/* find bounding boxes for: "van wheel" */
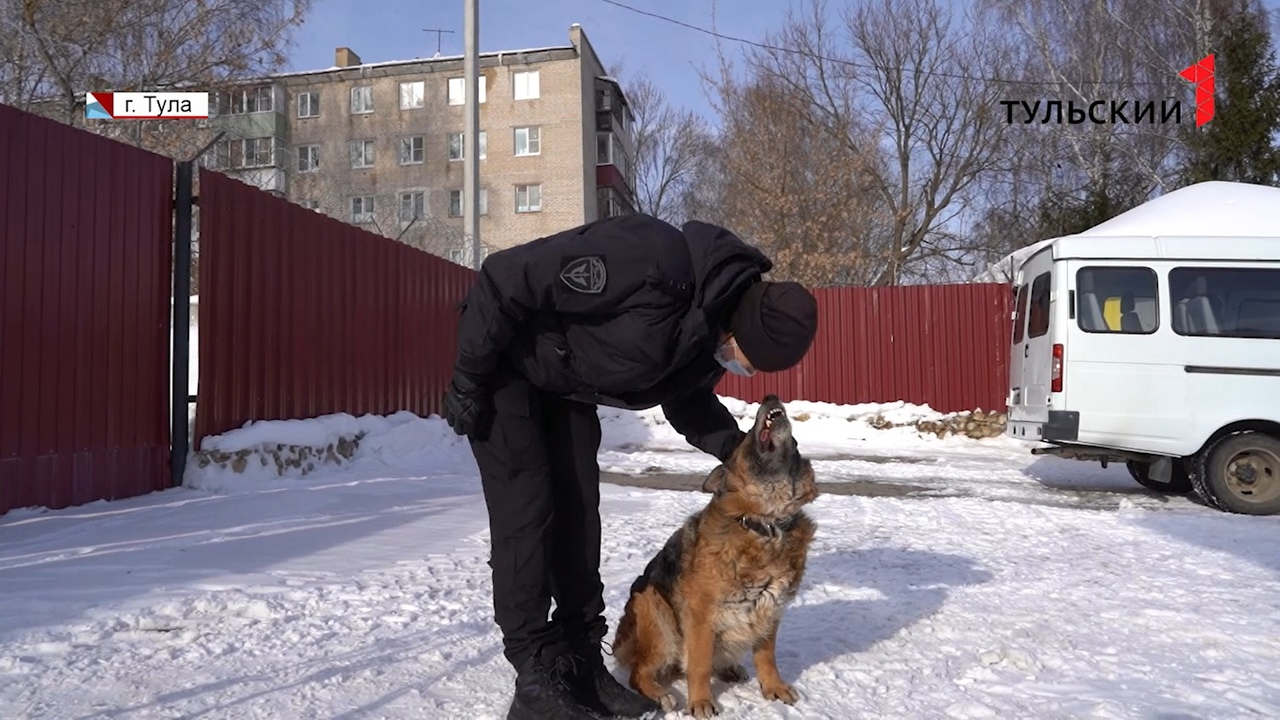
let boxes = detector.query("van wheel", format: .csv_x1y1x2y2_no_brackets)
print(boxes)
1194,432,1280,515
1125,460,1193,494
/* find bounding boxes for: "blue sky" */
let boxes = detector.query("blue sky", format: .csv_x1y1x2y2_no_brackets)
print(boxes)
285,0,1280,121
283,0,789,117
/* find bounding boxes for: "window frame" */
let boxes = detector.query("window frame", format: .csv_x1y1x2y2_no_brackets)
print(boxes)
515,183,542,213
1169,265,1280,340
1012,283,1029,345
297,91,320,118
350,85,374,114
1027,270,1051,339
514,126,541,156
399,135,425,165
349,195,375,224
399,80,425,110
398,190,426,223
449,188,488,217
297,144,320,173
350,139,376,169
1075,266,1161,336
448,131,487,161
513,70,540,100
447,76,487,106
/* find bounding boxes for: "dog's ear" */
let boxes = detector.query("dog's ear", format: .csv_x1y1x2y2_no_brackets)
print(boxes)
702,465,731,494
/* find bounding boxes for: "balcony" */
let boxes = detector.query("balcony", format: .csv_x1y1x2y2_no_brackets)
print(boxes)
201,136,289,195
208,84,290,141
594,77,631,134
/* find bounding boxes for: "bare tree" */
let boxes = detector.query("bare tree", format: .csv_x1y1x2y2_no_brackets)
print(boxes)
698,0,1015,285
2,0,310,157
698,51,895,287
621,72,716,223
983,0,1205,208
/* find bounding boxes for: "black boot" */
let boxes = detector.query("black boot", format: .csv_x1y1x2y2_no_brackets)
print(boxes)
507,645,608,720
566,644,663,719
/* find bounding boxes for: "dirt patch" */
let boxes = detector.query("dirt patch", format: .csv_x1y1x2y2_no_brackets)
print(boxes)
600,472,939,499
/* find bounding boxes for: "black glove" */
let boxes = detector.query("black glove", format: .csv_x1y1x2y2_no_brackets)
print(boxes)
442,371,494,442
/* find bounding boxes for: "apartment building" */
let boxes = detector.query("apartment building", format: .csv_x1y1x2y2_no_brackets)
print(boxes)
203,24,637,262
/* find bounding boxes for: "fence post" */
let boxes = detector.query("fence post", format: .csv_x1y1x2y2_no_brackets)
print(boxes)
171,160,194,487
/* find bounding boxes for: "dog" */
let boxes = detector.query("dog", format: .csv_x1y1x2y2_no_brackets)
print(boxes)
612,395,820,718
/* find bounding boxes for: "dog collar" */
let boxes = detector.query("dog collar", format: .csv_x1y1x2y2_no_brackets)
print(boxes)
739,515,795,540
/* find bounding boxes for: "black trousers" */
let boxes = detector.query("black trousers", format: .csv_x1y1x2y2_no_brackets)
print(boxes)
470,370,606,670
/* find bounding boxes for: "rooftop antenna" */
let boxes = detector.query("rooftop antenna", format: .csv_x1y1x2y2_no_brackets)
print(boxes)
423,28,455,58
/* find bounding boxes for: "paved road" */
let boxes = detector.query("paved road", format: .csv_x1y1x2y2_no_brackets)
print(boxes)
600,449,1208,513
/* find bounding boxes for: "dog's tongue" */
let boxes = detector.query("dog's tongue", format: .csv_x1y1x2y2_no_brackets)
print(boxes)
759,425,772,449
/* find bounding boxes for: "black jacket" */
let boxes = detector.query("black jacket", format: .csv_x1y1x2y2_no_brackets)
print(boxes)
453,213,773,461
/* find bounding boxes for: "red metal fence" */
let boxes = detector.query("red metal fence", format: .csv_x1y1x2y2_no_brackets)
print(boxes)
0,105,175,515
0,99,1014,517
193,170,478,447
716,283,1012,413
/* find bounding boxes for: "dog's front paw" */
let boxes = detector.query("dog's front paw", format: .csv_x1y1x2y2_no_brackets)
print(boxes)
716,664,749,684
761,681,798,704
686,698,719,717
659,693,677,712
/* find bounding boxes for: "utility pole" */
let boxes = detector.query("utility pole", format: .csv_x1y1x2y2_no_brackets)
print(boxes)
422,28,454,58
463,0,481,269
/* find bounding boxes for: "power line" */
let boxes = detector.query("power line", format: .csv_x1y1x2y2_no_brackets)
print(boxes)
597,0,1199,89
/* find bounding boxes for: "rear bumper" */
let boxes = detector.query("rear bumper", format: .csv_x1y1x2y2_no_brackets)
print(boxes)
1006,410,1080,442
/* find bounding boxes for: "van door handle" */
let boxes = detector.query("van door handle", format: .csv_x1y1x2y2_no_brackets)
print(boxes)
1024,345,1029,358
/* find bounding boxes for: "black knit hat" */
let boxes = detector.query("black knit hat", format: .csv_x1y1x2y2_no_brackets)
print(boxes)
729,281,819,372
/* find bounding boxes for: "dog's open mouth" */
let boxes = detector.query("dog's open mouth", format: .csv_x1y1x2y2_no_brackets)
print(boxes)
759,407,785,451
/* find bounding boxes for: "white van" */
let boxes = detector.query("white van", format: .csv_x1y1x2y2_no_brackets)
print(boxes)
1004,181,1280,515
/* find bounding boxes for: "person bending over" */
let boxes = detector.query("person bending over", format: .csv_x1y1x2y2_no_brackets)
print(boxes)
443,213,819,720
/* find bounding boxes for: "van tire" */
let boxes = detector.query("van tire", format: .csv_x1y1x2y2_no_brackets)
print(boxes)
1125,459,1193,494
1194,432,1280,515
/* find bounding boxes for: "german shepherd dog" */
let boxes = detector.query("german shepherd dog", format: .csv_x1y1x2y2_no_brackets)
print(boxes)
612,395,819,717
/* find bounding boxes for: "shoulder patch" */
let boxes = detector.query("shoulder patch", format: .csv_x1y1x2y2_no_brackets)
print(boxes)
559,255,607,294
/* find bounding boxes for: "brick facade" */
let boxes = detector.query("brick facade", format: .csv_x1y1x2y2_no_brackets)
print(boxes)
207,25,636,260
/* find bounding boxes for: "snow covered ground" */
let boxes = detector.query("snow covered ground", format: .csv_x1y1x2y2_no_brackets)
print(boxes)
3,399,1280,718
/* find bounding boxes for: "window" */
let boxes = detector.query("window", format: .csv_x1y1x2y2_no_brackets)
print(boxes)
400,81,425,109
449,188,488,217
513,70,540,100
297,91,320,118
515,184,542,213
448,131,487,161
597,186,634,219
1027,271,1051,339
351,85,373,114
399,191,426,222
297,144,320,172
447,76,487,106
213,137,276,169
1170,267,1280,339
350,196,375,224
597,131,629,180
1075,266,1159,334
350,139,375,168
450,246,491,264
217,86,274,115
1012,283,1029,345
514,126,541,156
400,136,424,165
299,199,320,211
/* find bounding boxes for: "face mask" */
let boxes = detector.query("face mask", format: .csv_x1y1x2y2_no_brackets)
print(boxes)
714,339,756,377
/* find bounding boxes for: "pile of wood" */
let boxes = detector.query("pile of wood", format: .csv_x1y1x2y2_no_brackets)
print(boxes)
866,409,1008,440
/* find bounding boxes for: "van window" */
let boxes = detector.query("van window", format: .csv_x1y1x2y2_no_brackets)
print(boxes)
1028,271,1051,338
1012,283,1029,344
1076,266,1159,334
1170,267,1280,339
